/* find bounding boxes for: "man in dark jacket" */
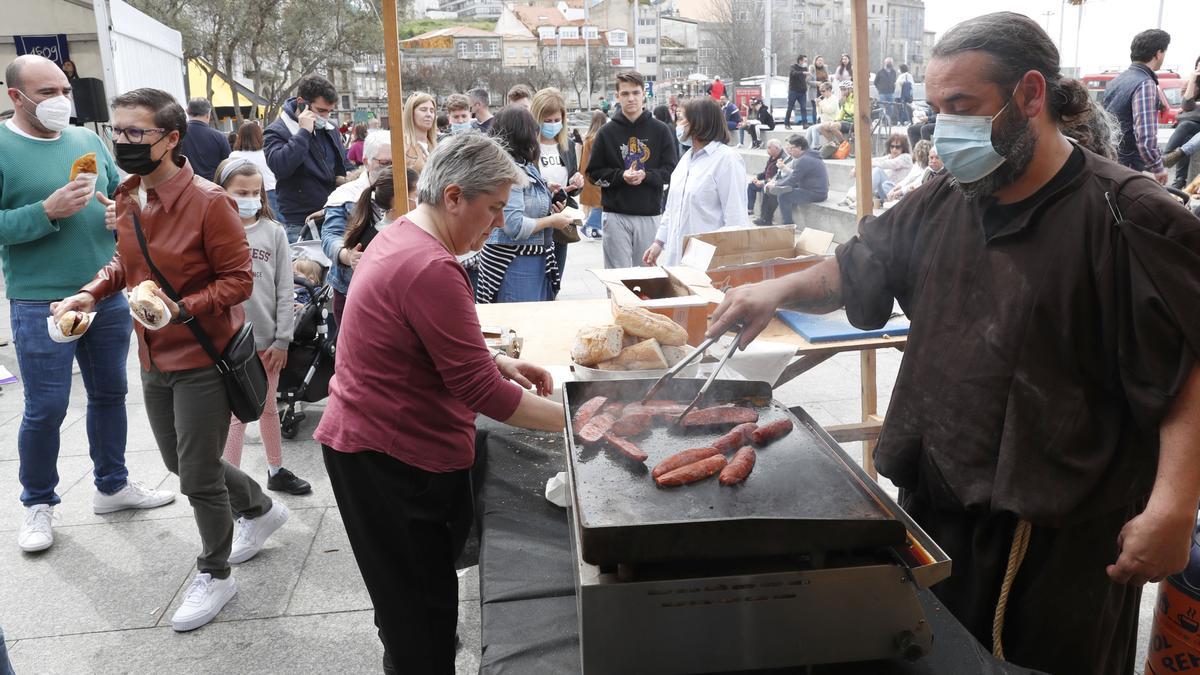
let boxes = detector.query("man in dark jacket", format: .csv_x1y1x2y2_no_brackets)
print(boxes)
768,135,828,225
785,55,810,128
180,98,230,182
264,74,350,242
587,70,678,269
1102,28,1171,184
875,58,898,121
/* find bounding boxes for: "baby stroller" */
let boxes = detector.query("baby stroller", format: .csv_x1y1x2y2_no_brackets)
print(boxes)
279,242,337,439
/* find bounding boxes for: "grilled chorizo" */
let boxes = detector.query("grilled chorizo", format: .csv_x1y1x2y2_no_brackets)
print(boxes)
603,433,648,463
610,411,653,437
656,454,728,487
578,413,617,445
713,422,758,453
751,418,794,446
719,446,757,486
651,446,720,479
572,396,607,429
680,404,759,429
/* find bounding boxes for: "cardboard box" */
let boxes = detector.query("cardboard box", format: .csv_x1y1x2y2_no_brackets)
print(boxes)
590,266,724,346
680,226,835,290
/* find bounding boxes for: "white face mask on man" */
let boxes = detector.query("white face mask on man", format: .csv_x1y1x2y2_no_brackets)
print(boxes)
18,90,72,132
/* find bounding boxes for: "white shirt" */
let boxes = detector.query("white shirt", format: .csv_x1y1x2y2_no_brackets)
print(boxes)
229,149,277,191
5,119,56,141
538,141,569,188
654,142,750,267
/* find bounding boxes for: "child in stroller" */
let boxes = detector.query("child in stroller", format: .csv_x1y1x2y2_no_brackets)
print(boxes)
277,254,337,439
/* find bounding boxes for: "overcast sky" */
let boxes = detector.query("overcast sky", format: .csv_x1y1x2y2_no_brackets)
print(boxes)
922,0,1200,76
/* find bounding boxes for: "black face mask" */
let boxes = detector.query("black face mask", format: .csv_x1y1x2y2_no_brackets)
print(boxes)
114,137,168,176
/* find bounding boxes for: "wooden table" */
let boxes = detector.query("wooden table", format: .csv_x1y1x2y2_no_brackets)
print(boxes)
477,299,906,478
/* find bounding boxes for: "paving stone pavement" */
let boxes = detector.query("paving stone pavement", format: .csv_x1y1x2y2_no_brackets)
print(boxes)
0,235,1159,673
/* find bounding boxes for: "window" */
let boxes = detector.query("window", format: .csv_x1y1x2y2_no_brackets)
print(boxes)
560,26,578,39
507,46,516,58
490,42,499,57
644,56,657,63
458,42,468,57
638,37,656,46
538,26,556,40
544,48,559,63
638,18,655,26
475,41,484,56
340,95,351,109
608,30,627,47
523,47,532,58
583,26,599,39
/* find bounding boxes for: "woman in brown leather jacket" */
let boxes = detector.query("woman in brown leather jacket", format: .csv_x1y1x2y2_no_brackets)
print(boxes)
54,88,288,632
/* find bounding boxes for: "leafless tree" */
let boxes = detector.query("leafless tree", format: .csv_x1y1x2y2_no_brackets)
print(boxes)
705,0,795,84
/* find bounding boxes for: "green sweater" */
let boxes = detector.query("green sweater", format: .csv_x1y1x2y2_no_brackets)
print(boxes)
0,122,121,300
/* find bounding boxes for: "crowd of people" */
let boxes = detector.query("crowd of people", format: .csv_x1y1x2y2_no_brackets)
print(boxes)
5,11,1200,674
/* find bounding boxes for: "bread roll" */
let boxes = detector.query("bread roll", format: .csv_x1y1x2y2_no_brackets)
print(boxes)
70,152,97,180
612,305,688,347
571,325,624,366
605,338,669,371
131,280,166,326
57,310,91,337
661,345,691,367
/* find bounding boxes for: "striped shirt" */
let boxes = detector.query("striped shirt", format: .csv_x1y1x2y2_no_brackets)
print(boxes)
1131,78,1163,174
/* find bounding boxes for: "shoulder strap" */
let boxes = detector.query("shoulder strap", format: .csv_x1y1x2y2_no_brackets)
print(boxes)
129,210,224,365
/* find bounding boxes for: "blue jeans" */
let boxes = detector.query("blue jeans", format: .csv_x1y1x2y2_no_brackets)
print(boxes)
11,293,132,506
495,254,555,303
266,190,280,219
785,90,808,125
872,167,895,201
585,207,603,233
0,625,13,675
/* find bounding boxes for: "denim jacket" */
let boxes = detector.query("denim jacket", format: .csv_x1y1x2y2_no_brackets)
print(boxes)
487,161,554,247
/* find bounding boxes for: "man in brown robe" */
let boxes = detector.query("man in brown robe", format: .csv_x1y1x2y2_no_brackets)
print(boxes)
708,13,1200,675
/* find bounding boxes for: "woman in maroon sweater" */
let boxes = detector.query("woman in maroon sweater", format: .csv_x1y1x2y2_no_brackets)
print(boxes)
315,133,564,673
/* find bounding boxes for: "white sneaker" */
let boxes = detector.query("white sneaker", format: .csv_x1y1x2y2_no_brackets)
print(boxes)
228,499,289,564
93,479,176,514
18,504,55,552
171,572,237,632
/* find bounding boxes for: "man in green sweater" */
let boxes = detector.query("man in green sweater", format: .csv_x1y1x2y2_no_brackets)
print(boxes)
2,55,174,553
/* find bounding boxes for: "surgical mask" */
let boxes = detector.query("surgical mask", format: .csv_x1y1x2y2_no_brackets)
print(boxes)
451,121,473,134
235,196,261,219
541,121,563,138
114,138,167,176
932,89,1018,184
19,91,72,132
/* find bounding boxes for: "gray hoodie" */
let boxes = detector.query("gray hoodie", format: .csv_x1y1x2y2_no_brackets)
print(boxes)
242,218,294,351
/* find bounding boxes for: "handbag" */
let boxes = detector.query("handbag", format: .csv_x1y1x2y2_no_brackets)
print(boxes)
833,140,852,160
130,211,268,423
551,193,582,245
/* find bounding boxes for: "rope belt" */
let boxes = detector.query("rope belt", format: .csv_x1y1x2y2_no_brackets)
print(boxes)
992,518,1033,660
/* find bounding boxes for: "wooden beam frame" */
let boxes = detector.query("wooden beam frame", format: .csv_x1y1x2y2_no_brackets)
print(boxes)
381,0,410,208
850,0,873,218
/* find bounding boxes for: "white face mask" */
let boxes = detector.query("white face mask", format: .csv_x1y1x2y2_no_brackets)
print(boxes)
19,91,72,132
235,196,261,219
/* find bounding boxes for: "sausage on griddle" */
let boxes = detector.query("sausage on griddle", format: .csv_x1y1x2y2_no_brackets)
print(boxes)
610,411,653,437
572,396,607,429
656,454,728,487
602,433,648,463
752,418,794,446
713,422,758,453
651,446,720,479
578,413,617,445
719,446,757,486
680,404,759,430
601,402,626,418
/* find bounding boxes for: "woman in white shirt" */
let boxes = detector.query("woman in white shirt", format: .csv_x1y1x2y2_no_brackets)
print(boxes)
643,98,750,268
531,88,584,279
808,82,839,149
228,122,279,216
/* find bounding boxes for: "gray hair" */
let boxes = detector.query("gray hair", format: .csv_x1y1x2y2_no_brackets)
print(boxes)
363,130,391,164
187,98,212,118
467,88,490,106
765,138,782,152
417,132,529,206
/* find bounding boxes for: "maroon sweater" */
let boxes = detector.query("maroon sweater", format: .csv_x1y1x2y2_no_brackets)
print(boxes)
315,218,523,472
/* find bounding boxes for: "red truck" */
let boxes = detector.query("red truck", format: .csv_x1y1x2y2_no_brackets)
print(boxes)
1083,70,1184,127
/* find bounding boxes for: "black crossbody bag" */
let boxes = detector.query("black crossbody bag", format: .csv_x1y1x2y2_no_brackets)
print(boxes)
130,211,268,423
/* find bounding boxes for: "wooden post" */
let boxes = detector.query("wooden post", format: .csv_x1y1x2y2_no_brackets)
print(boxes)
860,349,878,480
381,0,409,209
850,0,873,218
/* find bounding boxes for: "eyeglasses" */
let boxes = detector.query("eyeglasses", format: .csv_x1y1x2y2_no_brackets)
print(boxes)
104,125,166,143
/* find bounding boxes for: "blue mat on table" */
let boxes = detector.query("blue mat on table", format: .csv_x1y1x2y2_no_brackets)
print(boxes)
776,309,910,343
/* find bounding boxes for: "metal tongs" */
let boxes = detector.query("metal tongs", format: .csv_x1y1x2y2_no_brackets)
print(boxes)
640,324,748,423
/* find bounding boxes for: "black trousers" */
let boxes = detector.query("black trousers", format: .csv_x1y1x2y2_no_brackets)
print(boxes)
907,122,935,149
901,487,1142,675
323,445,472,675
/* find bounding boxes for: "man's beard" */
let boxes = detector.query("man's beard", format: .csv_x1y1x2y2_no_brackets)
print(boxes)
950,103,1037,202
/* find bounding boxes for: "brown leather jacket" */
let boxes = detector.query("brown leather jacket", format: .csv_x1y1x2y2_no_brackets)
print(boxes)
82,159,253,372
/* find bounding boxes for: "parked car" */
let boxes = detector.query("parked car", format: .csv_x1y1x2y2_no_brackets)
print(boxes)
1082,69,1183,127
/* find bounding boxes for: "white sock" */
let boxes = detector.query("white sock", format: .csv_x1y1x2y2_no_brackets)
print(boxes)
268,465,282,477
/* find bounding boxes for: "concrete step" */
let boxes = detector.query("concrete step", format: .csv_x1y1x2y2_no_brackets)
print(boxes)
738,149,856,193
749,194,864,245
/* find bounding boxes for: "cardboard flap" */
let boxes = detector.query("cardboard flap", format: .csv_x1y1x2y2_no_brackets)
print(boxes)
682,226,799,270
679,238,718,271
796,227,835,256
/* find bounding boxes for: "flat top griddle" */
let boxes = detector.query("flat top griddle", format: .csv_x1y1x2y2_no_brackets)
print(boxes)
564,378,907,566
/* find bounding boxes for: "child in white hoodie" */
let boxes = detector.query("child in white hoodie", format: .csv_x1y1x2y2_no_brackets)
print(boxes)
213,157,311,495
